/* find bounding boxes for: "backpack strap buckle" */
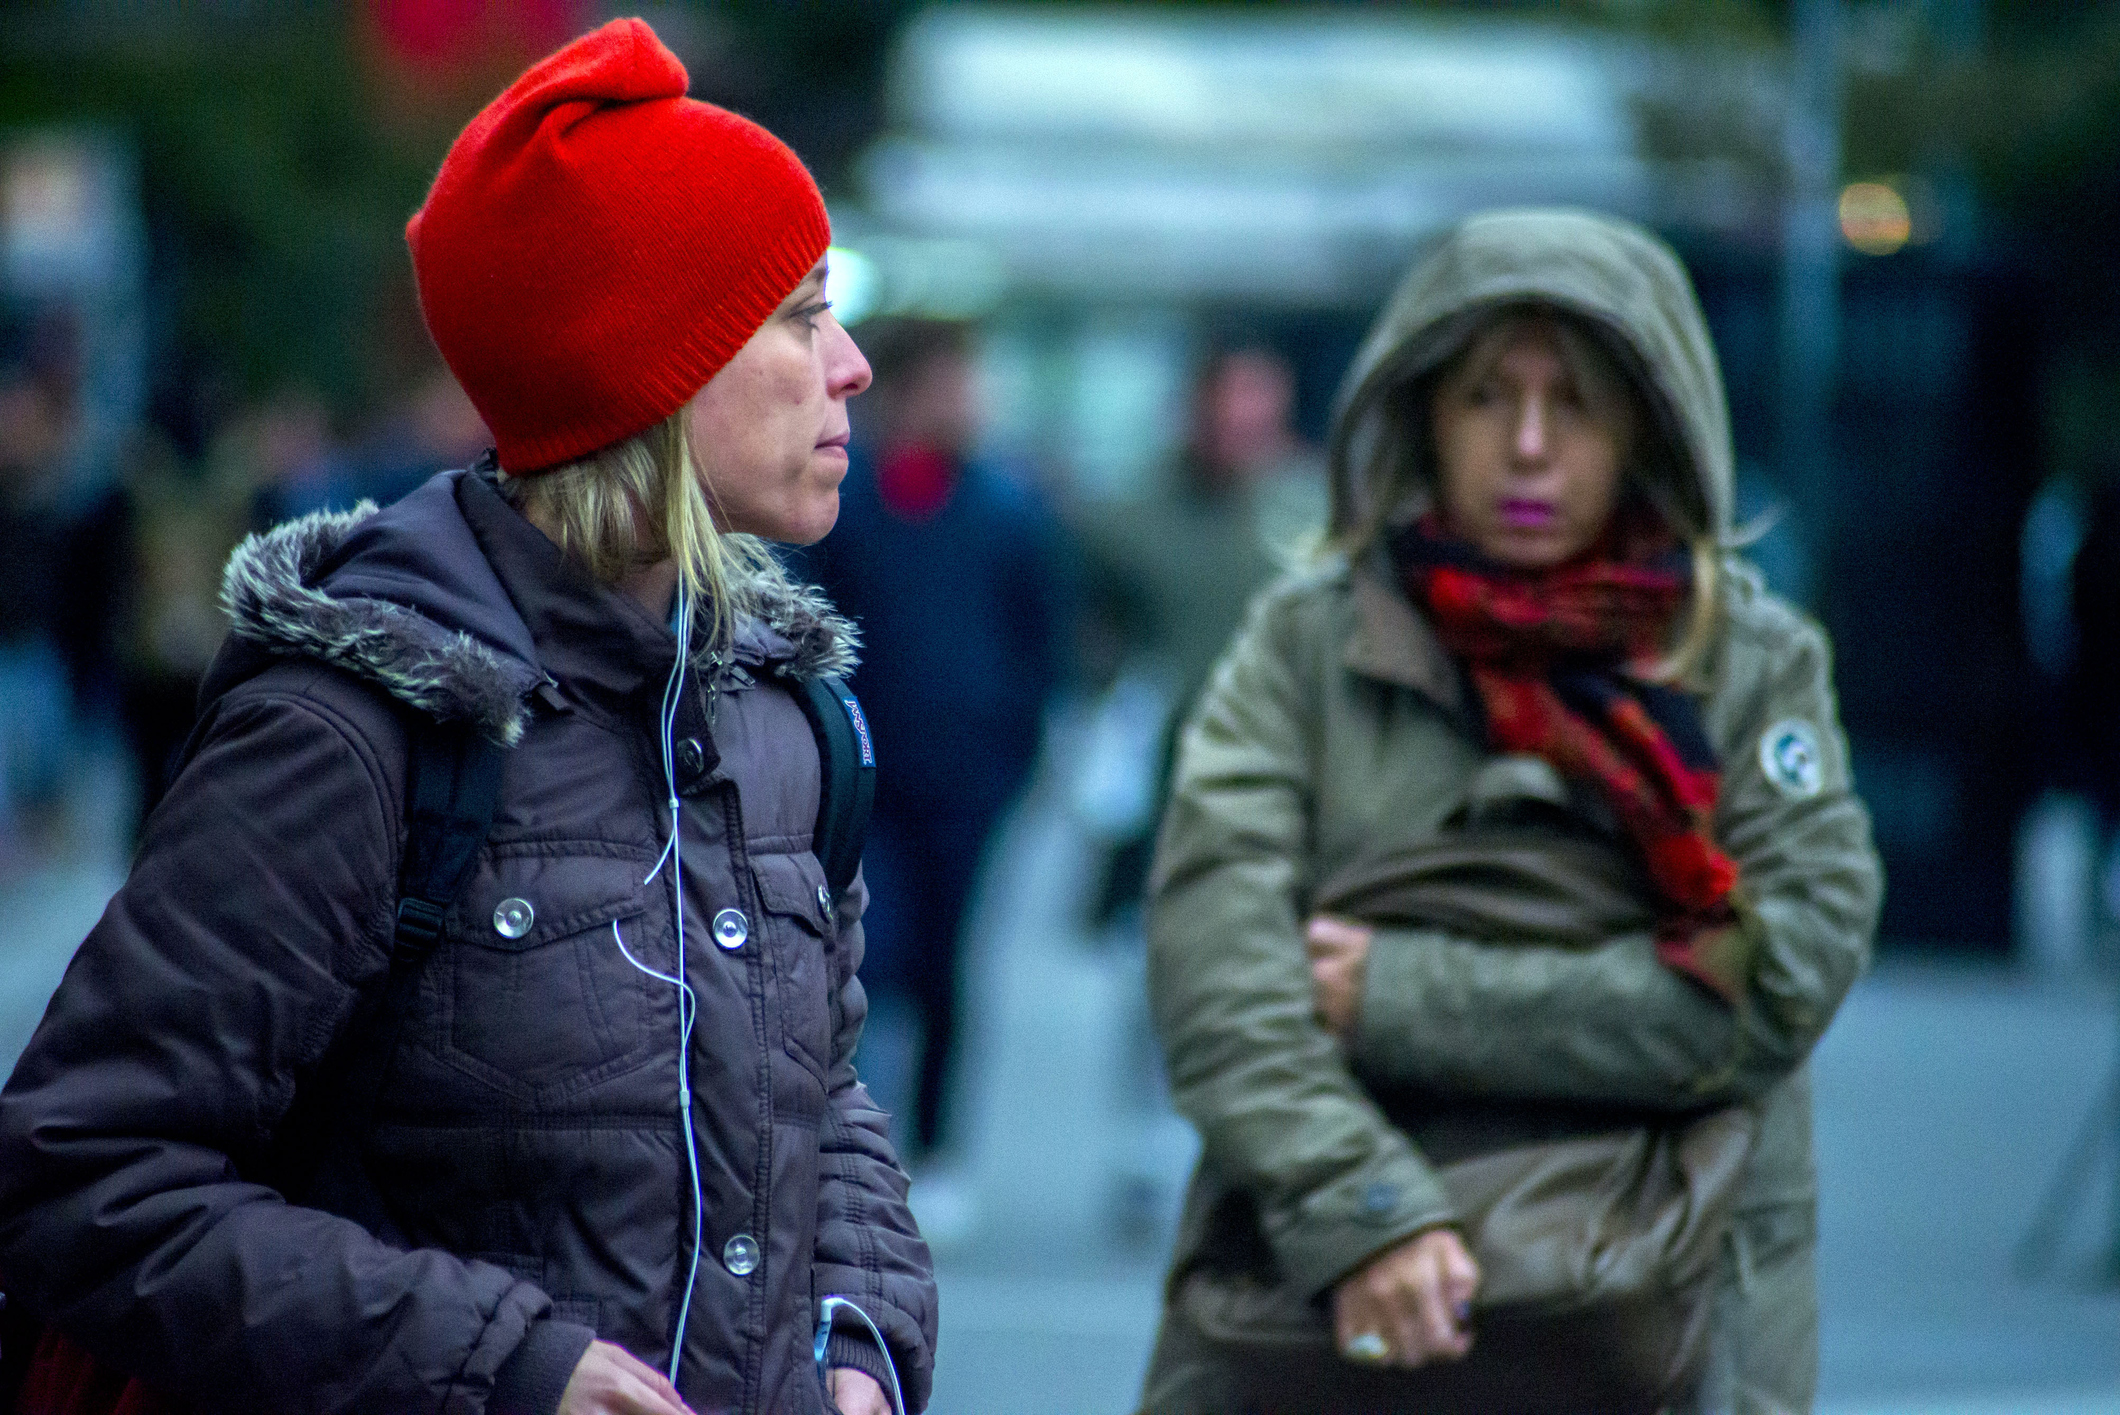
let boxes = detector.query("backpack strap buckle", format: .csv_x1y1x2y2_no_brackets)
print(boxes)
392,896,448,959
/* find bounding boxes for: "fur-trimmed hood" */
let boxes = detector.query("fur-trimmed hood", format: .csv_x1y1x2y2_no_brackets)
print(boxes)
218,467,859,746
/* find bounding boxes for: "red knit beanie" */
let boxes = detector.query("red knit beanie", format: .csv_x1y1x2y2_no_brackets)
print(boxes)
407,18,830,473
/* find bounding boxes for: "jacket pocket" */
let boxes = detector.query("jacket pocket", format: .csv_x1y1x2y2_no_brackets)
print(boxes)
435,845,658,1102
752,850,837,1085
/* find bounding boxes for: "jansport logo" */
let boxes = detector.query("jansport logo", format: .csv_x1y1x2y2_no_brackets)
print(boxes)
842,696,875,768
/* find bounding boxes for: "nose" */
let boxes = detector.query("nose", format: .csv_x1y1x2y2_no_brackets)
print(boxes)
1511,392,1549,464
829,320,873,400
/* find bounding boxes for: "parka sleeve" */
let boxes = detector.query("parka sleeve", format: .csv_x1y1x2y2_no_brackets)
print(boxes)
810,867,938,1413
1347,604,1882,1109
0,685,588,1415
1149,587,1458,1299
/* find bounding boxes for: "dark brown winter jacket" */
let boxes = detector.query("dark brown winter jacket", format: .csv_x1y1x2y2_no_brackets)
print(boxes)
0,464,936,1414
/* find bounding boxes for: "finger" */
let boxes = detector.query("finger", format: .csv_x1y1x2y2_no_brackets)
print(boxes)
1444,1242,1481,1307
1357,1262,1421,1368
1306,915,1356,947
613,1365,694,1415
1332,1283,1366,1350
1333,1284,1390,1366
1410,1257,1467,1362
1385,1280,1429,1369
831,1369,891,1415
627,1379,696,1415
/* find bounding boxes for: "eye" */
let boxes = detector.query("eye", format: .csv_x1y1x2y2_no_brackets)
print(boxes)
793,299,833,331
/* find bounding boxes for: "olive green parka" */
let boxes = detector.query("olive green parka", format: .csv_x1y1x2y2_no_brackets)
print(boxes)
1140,209,1883,1415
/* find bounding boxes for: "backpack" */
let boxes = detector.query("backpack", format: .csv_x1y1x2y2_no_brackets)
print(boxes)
0,671,875,1413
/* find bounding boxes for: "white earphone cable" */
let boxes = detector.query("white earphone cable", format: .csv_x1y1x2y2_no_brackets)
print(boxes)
620,578,706,1386
814,1296,908,1415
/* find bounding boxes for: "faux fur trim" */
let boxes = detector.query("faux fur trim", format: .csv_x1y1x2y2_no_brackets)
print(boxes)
743,554,861,680
220,503,541,746
219,500,862,747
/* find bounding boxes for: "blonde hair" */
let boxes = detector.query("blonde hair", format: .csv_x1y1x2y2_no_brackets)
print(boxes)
1342,306,1721,683
501,411,775,659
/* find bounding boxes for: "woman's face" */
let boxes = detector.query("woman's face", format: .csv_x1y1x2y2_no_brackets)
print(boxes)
1429,316,1633,569
686,259,872,545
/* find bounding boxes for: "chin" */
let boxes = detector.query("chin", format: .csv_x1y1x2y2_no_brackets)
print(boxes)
776,498,841,548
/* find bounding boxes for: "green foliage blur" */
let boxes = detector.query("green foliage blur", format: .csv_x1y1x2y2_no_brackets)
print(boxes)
3,7,434,421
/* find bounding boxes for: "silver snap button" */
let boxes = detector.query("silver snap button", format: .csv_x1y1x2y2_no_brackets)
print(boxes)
816,884,832,914
712,908,748,951
722,1232,759,1277
492,897,535,939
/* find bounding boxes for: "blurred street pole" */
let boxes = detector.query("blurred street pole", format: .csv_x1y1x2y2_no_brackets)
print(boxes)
1778,0,1843,548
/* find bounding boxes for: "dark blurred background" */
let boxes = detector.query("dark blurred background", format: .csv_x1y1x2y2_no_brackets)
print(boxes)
5,3,2120,1410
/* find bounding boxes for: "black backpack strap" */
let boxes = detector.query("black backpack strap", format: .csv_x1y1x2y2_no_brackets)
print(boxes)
246,715,507,1211
394,722,506,960
789,674,876,902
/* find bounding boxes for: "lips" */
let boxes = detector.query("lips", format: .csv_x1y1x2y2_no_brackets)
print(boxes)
1499,498,1556,529
816,431,849,454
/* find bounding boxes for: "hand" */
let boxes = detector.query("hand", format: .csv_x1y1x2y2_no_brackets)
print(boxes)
556,1340,695,1415
828,1366,892,1415
1306,915,1375,1037
1332,1227,1480,1368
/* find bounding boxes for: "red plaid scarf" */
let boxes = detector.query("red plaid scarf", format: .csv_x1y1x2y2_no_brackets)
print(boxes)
1395,514,1747,1003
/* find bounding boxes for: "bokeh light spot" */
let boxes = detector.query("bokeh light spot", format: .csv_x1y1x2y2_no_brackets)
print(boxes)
1839,181,1912,256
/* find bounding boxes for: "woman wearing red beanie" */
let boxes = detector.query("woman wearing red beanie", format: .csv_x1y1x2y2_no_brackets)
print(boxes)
0,19,933,1415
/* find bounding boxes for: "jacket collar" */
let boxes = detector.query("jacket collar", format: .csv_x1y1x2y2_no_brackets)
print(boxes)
1343,551,1464,716
452,467,675,712
217,462,859,743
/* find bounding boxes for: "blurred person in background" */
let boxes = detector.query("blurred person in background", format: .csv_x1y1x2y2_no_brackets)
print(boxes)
0,21,933,1415
239,386,359,529
353,365,495,509
1075,342,1327,932
797,317,1064,1234
111,428,253,831
0,337,78,875
1086,341,1327,722
2066,459,2120,923
111,390,340,829
0,306,132,873
1062,343,1329,1243
1140,209,1880,1414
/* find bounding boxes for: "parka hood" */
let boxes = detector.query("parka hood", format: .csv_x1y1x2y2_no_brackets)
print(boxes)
1328,207,1735,546
216,464,858,746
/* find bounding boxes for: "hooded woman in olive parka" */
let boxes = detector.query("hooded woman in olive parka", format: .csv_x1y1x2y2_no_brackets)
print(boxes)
1140,209,1881,1414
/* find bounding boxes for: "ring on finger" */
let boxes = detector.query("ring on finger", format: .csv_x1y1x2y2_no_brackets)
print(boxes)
1342,1331,1390,1364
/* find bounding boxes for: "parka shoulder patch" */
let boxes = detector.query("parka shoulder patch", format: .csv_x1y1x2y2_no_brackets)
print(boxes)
1758,718,1825,799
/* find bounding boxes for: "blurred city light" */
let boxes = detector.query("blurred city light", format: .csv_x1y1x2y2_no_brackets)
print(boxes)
822,230,1007,325
1839,178,1914,255
825,245,882,327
